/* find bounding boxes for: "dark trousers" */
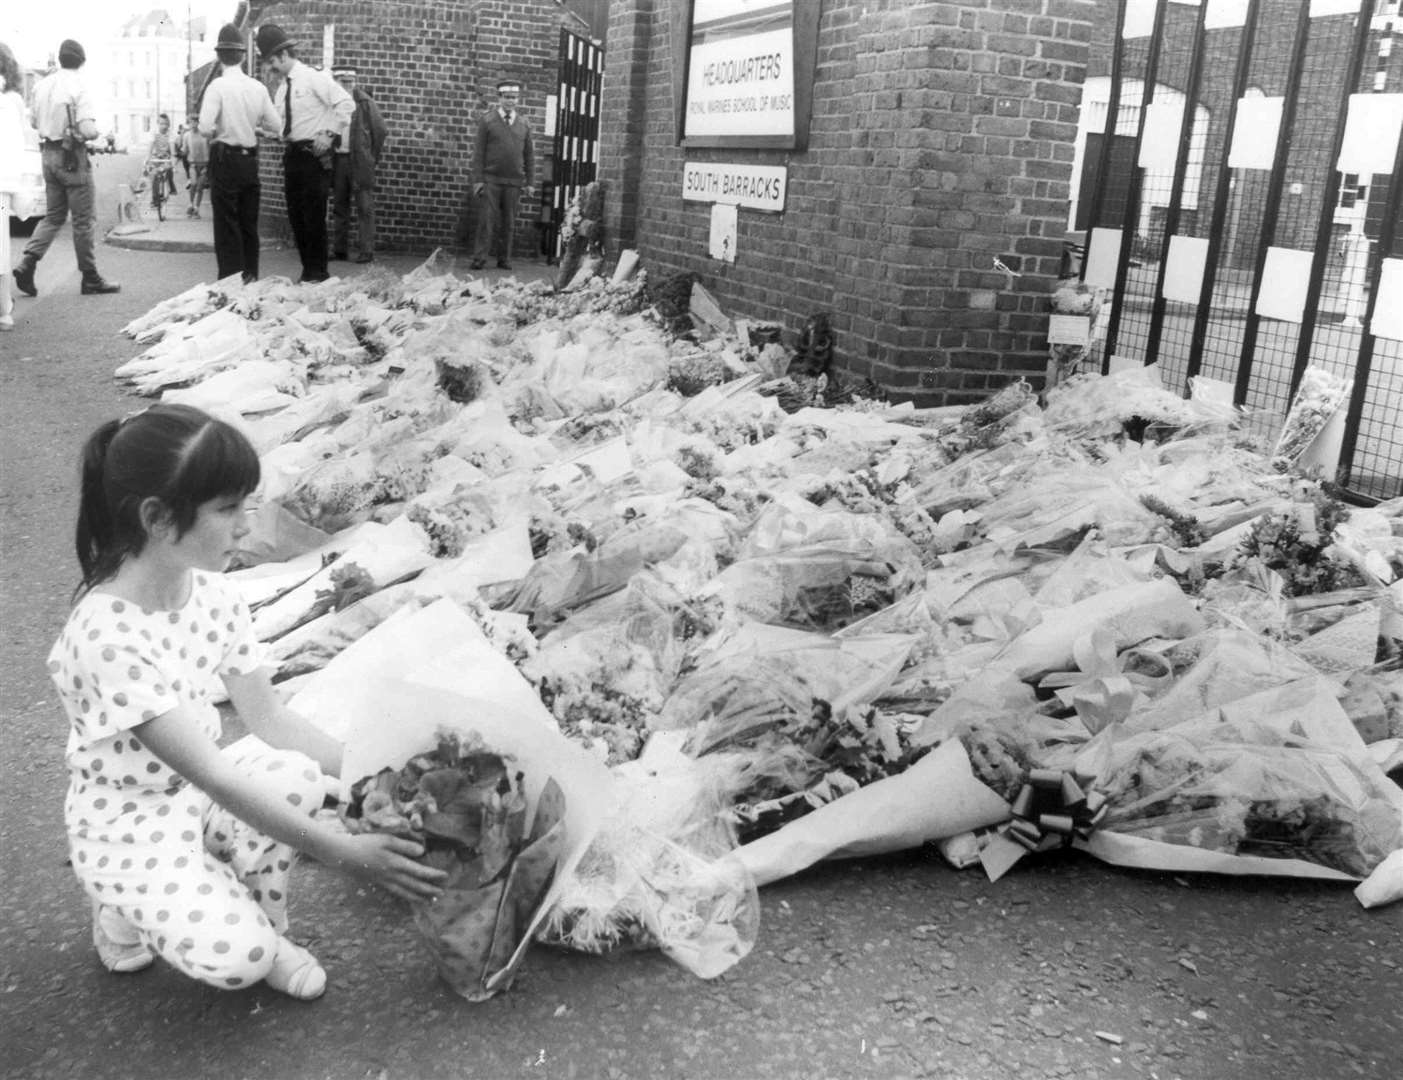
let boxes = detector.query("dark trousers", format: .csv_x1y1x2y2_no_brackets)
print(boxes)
283,145,331,280
209,145,261,282
331,155,377,257
473,181,521,263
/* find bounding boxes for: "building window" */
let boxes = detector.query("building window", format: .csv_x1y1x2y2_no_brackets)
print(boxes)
145,80,152,98
142,115,151,133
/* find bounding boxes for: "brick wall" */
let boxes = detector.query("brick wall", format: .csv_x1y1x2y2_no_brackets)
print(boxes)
245,0,566,254
600,0,1096,404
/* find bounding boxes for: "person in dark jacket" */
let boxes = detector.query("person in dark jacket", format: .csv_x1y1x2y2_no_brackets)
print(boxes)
330,68,388,264
470,81,533,271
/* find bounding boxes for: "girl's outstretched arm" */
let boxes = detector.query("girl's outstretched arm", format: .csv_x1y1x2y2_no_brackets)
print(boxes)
136,706,447,902
222,668,344,777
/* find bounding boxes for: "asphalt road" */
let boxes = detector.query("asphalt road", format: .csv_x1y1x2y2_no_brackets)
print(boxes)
1,162,1400,1080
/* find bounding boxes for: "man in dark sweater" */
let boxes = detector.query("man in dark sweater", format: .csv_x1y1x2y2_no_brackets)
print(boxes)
470,81,534,271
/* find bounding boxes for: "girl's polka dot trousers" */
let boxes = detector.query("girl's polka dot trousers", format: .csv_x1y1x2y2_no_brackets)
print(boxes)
74,742,328,989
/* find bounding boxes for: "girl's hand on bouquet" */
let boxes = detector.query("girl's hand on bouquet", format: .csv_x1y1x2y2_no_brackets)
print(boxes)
341,833,448,902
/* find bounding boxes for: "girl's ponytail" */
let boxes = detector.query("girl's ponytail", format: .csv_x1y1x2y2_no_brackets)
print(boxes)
75,419,124,596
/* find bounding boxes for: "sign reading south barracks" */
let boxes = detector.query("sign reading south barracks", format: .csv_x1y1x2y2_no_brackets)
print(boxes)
681,162,788,212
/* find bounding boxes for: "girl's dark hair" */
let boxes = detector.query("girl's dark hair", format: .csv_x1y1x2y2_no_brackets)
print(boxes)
0,42,22,94
75,404,260,595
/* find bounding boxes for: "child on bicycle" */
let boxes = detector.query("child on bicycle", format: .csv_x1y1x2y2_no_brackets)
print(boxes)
49,404,445,999
143,114,176,216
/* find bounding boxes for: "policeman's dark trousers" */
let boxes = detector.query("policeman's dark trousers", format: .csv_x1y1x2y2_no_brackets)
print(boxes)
209,146,262,282
283,146,331,281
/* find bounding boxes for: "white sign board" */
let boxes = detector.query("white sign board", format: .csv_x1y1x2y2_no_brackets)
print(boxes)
685,0,796,139
710,203,739,262
1372,258,1403,342
682,162,788,211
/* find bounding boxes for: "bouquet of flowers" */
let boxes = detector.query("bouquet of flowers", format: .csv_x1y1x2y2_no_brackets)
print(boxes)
332,673,612,1001
343,728,568,1001
1080,715,1402,878
1271,367,1349,472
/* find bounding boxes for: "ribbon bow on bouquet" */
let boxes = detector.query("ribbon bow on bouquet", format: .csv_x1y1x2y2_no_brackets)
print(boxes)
1037,626,1174,733
979,766,1111,882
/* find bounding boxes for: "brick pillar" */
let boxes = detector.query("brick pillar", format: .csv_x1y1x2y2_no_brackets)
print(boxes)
599,0,653,252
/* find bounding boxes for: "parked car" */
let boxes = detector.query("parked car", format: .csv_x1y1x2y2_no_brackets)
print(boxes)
9,127,47,238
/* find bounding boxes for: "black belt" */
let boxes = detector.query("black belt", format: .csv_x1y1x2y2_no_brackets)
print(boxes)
287,139,315,151
213,143,258,156
41,138,66,148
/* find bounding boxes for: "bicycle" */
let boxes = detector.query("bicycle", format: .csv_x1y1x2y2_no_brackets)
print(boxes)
144,162,175,222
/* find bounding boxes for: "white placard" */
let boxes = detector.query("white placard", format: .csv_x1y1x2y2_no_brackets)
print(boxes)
1163,234,1210,303
686,0,795,139
1337,94,1403,175
1048,315,1092,347
1205,0,1250,29
1138,100,1185,172
1123,0,1158,38
1310,0,1361,16
1085,227,1123,288
1228,96,1284,170
682,162,788,211
1256,247,1314,323
709,202,738,262
1371,258,1403,341
544,94,559,137
323,25,335,70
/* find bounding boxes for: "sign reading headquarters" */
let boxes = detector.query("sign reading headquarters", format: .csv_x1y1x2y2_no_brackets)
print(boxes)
684,0,796,140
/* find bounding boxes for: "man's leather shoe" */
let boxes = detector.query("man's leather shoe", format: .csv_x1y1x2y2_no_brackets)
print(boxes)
12,266,36,297
468,258,486,270
81,278,121,295
496,260,512,270
298,273,329,284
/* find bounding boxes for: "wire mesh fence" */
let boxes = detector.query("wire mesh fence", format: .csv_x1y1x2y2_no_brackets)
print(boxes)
1086,0,1403,500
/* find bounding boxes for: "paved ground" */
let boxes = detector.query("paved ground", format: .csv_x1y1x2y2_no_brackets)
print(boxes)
1,155,1400,1080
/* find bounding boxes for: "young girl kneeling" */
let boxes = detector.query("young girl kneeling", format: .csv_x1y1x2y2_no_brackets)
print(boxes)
48,404,445,999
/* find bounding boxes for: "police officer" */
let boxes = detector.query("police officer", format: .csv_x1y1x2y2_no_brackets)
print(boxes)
12,39,118,297
257,24,352,284
198,24,281,283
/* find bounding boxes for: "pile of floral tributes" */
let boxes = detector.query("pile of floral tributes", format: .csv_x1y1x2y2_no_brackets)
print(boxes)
117,253,1403,984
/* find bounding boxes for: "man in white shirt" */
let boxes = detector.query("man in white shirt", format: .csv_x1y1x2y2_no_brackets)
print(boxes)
12,38,119,297
256,23,352,284
199,24,281,283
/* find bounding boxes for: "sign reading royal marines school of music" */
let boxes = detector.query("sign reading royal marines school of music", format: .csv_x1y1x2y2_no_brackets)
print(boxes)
684,0,796,140
682,162,788,212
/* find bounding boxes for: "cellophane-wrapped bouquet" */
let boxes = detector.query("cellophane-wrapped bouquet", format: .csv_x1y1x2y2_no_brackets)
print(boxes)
1270,366,1349,472
1084,717,1401,877
343,728,568,1001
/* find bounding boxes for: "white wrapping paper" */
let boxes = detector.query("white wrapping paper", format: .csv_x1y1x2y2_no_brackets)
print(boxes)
735,739,1011,887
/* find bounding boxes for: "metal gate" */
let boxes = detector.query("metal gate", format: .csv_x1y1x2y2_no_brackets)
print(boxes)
541,30,604,261
1077,0,1403,499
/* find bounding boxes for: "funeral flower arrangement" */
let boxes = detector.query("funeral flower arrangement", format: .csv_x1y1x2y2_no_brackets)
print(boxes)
343,728,568,1001
109,253,1403,992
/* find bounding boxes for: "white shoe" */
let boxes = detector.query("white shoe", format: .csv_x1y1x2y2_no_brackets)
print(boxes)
265,937,327,1000
92,901,154,974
